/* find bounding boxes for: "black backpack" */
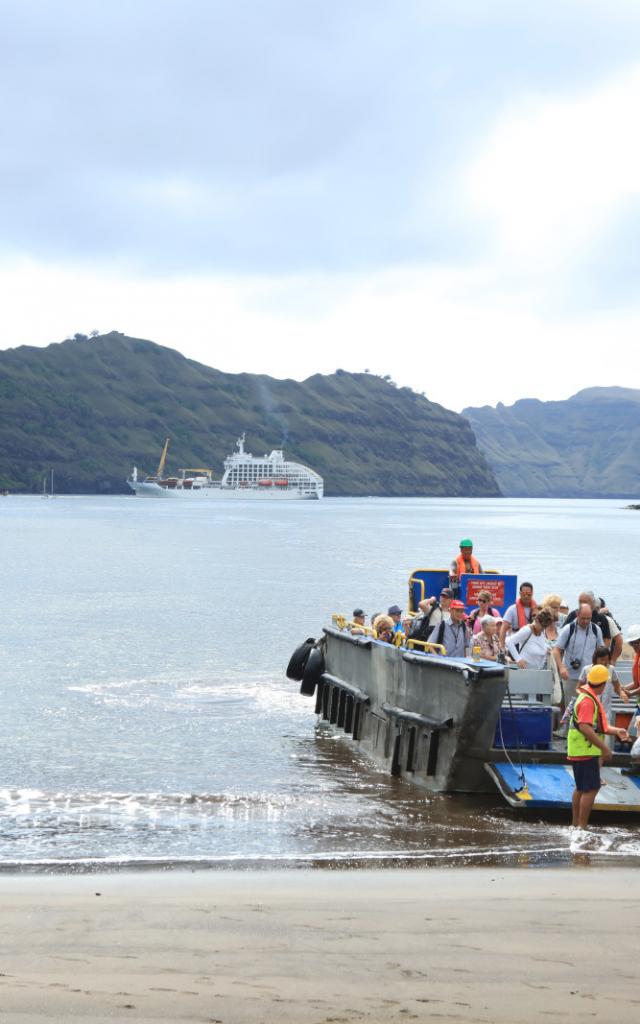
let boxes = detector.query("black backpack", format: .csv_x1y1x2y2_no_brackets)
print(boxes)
432,619,447,648
408,602,439,642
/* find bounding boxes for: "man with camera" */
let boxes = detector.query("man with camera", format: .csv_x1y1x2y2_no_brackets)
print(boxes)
552,602,603,706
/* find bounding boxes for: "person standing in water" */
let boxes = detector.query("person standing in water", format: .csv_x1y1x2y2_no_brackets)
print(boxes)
567,665,629,830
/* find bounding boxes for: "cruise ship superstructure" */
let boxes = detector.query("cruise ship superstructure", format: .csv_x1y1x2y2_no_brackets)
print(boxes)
128,435,324,499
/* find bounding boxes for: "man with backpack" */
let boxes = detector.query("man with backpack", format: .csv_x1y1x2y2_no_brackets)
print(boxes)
563,590,611,646
429,600,468,657
407,587,453,644
552,602,603,705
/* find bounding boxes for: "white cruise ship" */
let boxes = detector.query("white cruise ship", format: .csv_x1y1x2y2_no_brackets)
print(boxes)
127,435,324,499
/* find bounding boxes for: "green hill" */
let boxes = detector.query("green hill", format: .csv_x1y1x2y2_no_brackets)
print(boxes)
463,388,640,498
0,332,500,496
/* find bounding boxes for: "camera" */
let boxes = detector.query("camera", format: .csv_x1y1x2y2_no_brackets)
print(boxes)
570,658,581,671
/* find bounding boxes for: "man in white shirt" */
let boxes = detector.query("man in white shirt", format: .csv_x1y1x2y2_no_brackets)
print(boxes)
417,587,453,631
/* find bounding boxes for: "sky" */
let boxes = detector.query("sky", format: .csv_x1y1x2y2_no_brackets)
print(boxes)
1,0,640,412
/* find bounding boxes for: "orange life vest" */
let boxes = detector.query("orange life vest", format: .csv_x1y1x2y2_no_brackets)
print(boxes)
516,597,537,629
455,553,480,577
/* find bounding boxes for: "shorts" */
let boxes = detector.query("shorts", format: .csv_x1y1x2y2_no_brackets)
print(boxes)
572,759,601,792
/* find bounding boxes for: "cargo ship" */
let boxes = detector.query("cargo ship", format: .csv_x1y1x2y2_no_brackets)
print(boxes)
128,434,323,499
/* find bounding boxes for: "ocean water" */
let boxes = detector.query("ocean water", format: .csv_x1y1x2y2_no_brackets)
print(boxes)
1,494,640,871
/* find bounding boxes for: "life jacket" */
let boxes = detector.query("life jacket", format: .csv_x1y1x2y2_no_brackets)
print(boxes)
633,651,640,688
516,597,537,629
567,689,607,759
455,553,480,577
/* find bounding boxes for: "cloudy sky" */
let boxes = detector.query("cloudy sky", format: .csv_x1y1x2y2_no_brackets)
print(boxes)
2,0,639,411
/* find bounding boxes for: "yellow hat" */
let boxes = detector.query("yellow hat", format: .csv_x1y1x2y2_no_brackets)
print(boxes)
587,665,609,685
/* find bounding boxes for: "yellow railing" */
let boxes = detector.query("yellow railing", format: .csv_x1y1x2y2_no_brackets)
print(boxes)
408,576,426,607
331,614,376,636
331,614,445,652
405,638,446,655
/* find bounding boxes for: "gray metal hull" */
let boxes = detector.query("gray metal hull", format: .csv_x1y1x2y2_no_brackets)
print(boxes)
317,628,508,794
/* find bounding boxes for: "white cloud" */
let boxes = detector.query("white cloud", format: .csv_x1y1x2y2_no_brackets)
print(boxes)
465,64,640,268
2,257,639,414
3,63,640,416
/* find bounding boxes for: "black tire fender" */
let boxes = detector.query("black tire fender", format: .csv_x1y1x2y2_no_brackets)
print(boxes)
300,646,324,696
286,638,316,681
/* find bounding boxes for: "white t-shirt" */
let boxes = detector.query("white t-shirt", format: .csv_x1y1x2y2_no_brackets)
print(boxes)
606,616,621,641
506,626,548,670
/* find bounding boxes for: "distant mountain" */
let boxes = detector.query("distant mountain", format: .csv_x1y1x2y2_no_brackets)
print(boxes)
463,388,640,497
0,332,500,496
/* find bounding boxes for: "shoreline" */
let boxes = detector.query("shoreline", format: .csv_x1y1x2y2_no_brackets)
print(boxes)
1,867,638,1023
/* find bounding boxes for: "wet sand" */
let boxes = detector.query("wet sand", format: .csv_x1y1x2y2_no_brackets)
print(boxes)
0,868,638,1023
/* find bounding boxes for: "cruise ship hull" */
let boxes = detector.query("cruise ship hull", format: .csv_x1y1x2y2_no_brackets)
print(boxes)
128,481,321,499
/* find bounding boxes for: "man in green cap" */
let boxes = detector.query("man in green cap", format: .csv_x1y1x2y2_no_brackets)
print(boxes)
450,539,482,598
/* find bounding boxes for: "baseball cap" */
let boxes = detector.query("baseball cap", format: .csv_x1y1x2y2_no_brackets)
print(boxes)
450,599,466,610
352,608,365,618
440,587,454,598
459,538,473,548
388,604,402,616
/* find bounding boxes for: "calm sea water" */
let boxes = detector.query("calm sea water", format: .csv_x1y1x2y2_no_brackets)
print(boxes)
1,495,639,871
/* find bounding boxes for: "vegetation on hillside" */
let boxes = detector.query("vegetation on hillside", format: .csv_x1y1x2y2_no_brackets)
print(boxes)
0,332,501,496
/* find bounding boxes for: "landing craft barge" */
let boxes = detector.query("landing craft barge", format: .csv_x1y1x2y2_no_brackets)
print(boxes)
290,568,640,815
128,434,323,499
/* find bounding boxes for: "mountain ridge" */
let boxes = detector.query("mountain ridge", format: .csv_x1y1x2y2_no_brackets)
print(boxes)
0,332,501,497
463,388,640,498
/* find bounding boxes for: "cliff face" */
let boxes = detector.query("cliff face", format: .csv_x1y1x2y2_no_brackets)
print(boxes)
463,388,640,498
0,332,500,496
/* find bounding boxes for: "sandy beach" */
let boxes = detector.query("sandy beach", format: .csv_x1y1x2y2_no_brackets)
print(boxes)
0,867,638,1023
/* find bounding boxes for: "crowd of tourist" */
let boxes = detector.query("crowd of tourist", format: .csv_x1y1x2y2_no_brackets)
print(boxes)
340,536,640,830
344,537,640,711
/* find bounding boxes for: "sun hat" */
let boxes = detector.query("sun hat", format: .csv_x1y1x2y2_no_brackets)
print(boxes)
625,624,640,644
459,538,473,548
587,665,609,685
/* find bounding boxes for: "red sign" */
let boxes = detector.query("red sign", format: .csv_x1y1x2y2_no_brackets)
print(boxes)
465,578,505,607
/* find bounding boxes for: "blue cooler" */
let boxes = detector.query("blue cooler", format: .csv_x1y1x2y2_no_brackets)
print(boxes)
494,705,553,750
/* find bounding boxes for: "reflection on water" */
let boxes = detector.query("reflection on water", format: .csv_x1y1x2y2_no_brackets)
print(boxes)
1,495,640,870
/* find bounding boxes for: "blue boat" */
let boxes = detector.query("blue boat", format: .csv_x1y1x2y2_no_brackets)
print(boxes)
487,763,640,811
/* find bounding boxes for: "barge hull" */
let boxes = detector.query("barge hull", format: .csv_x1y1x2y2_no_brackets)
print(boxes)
318,628,507,795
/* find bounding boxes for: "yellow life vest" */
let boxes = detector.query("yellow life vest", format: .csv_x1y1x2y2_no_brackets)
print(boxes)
567,691,604,758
